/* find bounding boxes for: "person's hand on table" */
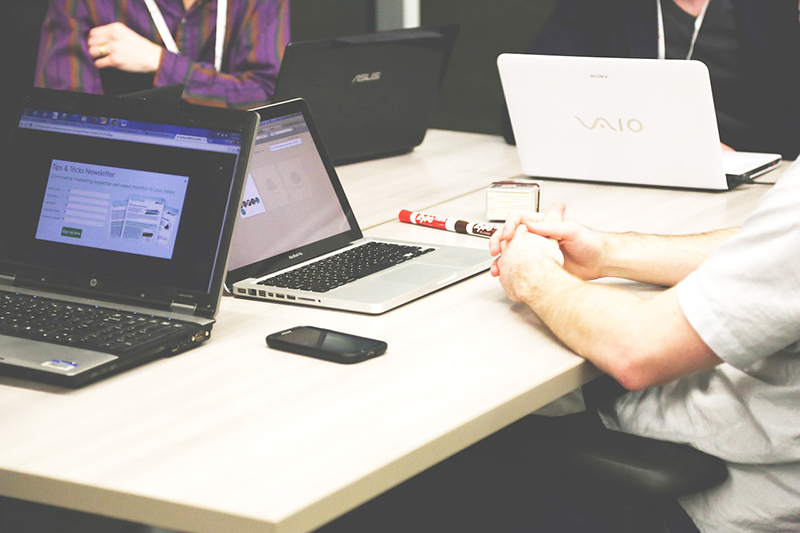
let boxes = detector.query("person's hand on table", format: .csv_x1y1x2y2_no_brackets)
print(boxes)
492,223,565,303
490,203,609,282
489,204,564,258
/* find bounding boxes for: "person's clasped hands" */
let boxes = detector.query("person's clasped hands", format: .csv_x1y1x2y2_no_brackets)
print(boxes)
87,22,164,73
489,202,609,303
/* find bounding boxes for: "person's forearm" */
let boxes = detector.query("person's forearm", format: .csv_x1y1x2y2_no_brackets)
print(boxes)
156,53,276,108
520,259,719,390
599,228,739,286
154,0,288,108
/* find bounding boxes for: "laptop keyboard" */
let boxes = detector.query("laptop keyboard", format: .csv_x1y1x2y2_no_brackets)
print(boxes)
0,290,200,356
258,241,435,293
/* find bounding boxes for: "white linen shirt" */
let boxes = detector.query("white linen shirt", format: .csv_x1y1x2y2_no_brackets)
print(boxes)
600,161,800,532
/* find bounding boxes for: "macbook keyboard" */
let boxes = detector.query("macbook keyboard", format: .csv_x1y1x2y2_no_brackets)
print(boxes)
259,241,435,293
0,290,199,355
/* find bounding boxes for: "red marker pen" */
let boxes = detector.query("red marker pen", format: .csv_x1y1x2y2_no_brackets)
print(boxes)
398,210,498,238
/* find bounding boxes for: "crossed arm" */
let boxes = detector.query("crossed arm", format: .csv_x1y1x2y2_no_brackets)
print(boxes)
489,205,730,391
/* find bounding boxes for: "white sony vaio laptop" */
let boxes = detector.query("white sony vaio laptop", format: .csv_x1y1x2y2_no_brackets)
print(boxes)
498,54,781,190
226,98,492,314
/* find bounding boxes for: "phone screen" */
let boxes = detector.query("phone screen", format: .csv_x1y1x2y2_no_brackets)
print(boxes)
267,326,387,363
287,327,377,354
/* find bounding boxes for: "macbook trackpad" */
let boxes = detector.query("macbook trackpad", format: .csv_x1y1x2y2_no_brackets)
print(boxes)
329,263,455,304
372,263,455,287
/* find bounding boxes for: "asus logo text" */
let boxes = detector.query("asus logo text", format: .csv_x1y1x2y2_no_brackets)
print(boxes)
352,72,381,83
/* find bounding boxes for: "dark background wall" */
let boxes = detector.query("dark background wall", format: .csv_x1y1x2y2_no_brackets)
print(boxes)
421,0,558,135
289,0,376,41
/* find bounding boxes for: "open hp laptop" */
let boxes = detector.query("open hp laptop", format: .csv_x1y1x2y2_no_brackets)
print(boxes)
227,98,491,314
498,54,781,190
269,25,458,164
0,89,256,387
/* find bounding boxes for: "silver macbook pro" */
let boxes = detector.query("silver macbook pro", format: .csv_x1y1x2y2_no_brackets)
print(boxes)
498,54,780,190
226,99,491,314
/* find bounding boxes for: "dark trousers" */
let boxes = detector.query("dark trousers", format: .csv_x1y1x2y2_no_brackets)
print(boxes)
314,412,700,533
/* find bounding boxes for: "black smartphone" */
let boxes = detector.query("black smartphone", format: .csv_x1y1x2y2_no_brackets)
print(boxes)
266,326,387,364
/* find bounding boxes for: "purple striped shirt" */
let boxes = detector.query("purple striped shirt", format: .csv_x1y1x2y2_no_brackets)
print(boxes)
35,0,289,108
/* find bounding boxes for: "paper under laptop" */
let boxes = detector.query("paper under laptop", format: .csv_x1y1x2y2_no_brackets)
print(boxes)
0,88,256,387
269,25,458,165
498,54,780,190
227,98,491,314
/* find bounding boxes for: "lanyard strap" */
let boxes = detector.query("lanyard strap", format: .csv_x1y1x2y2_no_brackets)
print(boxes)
214,0,227,73
657,0,711,60
144,0,227,71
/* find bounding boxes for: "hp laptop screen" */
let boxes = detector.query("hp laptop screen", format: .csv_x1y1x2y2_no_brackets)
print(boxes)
227,105,359,276
0,91,250,313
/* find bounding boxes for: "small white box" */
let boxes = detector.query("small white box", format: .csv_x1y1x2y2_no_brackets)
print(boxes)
486,180,541,221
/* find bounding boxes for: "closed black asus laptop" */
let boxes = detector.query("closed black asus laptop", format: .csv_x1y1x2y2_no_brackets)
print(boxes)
0,89,256,387
270,25,458,165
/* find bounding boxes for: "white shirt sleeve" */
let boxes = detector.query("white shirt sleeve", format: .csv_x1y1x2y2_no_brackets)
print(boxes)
676,165,800,370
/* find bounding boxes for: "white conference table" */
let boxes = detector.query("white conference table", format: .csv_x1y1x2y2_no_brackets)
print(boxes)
0,130,783,533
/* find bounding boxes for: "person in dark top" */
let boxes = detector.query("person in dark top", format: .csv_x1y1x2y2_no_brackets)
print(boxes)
502,0,800,160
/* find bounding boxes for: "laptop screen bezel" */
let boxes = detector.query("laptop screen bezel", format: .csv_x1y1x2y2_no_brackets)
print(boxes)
225,98,363,288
